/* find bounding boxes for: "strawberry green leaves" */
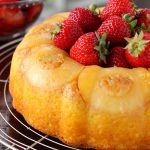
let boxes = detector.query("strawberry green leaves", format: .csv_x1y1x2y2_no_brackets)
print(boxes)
50,23,62,39
125,31,150,57
94,32,110,63
122,13,137,36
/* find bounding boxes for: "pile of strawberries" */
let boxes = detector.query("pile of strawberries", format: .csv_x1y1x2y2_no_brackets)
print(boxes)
51,0,150,68
0,0,42,34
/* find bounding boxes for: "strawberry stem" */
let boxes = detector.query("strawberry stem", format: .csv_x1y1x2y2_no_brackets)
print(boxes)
140,20,150,32
125,31,150,57
89,3,99,16
50,23,62,39
94,32,110,64
129,20,137,29
122,13,137,36
132,1,139,16
141,23,147,30
123,13,134,22
89,3,97,11
147,14,150,20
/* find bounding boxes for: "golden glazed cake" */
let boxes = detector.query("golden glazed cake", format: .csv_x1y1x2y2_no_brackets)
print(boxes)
9,12,150,149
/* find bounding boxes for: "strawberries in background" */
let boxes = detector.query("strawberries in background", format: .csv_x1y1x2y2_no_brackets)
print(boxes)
0,0,19,2
0,0,43,36
0,7,25,29
27,4,43,23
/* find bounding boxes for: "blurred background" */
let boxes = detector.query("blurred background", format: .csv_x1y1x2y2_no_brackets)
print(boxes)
39,0,150,24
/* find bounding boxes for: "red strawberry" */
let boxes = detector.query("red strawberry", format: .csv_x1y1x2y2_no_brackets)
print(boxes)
143,31,150,39
106,46,130,68
0,0,19,2
97,15,131,46
70,32,109,65
68,6,101,32
125,31,150,67
0,7,25,29
137,9,150,31
50,19,84,51
100,0,136,21
27,4,43,23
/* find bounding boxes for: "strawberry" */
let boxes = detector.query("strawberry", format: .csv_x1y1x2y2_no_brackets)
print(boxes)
0,7,25,29
70,32,109,65
27,4,43,23
106,46,130,68
125,31,150,67
97,15,131,46
68,5,101,32
143,31,150,39
137,9,150,31
0,0,19,2
100,0,136,21
50,19,84,51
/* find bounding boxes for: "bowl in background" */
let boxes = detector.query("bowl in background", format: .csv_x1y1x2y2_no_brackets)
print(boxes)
0,0,43,42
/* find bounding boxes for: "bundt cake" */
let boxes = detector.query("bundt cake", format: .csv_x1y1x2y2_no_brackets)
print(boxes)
9,1,150,149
